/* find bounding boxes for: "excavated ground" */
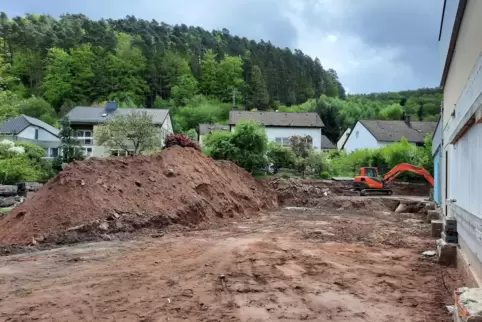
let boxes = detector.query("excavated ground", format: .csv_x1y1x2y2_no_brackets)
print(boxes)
0,197,460,322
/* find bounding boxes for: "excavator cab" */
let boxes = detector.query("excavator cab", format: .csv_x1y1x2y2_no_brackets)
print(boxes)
360,167,378,178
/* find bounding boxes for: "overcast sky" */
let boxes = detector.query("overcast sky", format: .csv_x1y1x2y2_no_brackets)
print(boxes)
3,0,445,94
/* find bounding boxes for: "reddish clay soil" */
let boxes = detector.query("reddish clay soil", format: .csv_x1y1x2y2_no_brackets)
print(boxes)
0,147,276,245
0,204,459,322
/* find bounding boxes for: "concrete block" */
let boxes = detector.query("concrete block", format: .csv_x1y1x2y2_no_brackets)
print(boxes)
426,209,439,223
431,220,443,238
437,238,457,265
454,287,482,322
442,231,458,244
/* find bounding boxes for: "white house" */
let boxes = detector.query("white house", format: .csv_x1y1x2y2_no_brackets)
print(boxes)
0,114,60,157
438,0,482,283
65,102,173,157
337,128,351,150
228,111,334,151
342,117,436,153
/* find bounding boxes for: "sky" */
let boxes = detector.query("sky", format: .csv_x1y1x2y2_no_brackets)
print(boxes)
3,0,445,94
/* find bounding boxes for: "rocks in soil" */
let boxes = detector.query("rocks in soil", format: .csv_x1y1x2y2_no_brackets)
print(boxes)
0,147,277,245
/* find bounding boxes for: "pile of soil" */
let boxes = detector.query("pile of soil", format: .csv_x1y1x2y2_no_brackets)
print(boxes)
0,147,277,245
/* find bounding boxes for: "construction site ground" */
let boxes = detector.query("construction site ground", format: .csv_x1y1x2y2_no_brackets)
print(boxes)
0,195,460,322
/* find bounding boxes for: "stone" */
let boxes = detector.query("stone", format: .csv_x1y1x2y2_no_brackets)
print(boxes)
426,209,439,223
454,287,482,322
436,238,457,265
431,220,443,238
0,196,19,208
422,250,436,257
395,203,408,213
98,222,109,231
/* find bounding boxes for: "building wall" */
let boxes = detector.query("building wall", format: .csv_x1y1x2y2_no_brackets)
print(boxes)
160,113,174,147
18,126,59,142
343,122,384,153
230,126,323,151
442,0,482,128
337,128,351,150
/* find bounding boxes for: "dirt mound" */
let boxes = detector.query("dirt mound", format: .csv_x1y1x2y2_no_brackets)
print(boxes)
0,147,277,245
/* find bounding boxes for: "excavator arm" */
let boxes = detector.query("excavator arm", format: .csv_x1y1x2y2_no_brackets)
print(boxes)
382,163,434,186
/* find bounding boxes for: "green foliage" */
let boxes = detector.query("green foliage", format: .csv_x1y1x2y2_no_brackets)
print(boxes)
18,97,57,125
95,111,160,155
290,135,312,159
171,74,199,106
53,117,85,171
171,95,231,132
204,120,268,172
245,65,269,110
379,104,403,120
327,137,433,178
267,142,296,173
0,139,51,184
319,171,331,179
0,157,40,184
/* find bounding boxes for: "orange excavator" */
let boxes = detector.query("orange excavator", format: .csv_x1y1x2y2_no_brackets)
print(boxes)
353,163,434,196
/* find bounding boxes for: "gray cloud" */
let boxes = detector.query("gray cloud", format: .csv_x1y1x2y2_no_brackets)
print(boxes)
3,0,444,93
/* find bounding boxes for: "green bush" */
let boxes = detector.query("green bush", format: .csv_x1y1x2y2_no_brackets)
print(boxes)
281,172,290,179
319,171,331,179
204,120,268,172
0,157,43,184
267,142,296,173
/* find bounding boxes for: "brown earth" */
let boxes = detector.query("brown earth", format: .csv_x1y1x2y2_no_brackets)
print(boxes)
0,147,276,245
0,203,459,322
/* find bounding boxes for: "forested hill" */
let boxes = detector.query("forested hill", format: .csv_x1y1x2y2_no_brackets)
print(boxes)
0,12,345,112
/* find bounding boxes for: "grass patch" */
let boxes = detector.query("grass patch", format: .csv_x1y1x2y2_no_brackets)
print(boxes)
0,207,12,213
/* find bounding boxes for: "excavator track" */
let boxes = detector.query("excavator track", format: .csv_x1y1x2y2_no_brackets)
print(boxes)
359,188,393,196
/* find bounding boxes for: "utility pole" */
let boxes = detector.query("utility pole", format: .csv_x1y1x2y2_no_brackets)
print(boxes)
232,88,237,109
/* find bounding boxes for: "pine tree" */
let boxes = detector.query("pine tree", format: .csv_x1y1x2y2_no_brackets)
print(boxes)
245,65,269,110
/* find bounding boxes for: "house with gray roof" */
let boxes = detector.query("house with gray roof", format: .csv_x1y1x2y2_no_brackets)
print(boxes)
0,115,60,158
342,116,437,153
65,102,173,157
228,111,330,151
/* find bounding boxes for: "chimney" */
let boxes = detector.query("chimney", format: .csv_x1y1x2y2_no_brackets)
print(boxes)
105,101,118,113
404,114,411,127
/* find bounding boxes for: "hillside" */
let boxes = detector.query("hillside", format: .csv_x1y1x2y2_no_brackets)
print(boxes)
0,12,344,114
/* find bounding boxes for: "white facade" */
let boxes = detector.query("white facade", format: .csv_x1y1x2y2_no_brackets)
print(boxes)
230,126,323,151
343,122,390,153
337,128,351,150
439,0,482,284
18,125,59,142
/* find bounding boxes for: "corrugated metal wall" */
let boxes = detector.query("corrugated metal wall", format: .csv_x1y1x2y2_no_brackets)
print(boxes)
450,123,482,216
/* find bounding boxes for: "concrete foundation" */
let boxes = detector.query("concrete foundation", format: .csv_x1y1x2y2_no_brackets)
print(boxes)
432,220,443,238
427,209,440,223
454,287,482,322
437,238,457,265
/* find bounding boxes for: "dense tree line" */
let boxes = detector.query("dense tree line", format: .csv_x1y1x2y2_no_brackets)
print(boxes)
0,12,345,115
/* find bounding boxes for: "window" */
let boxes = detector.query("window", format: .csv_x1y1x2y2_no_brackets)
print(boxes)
110,150,133,157
275,137,290,147
76,129,93,145
355,130,359,139
34,128,39,140
50,148,59,157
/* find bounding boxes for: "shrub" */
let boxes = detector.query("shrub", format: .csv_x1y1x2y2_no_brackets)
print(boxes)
319,171,331,179
164,134,201,151
0,157,42,184
203,120,268,172
267,142,296,173
281,172,290,179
